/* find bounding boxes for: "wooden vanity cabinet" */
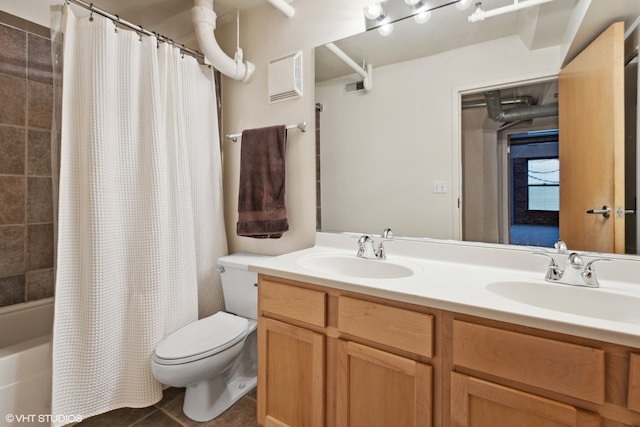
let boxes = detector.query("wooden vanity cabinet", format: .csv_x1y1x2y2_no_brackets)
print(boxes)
336,296,435,427
257,275,439,427
448,314,640,427
257,278,327,427
257,274,640,426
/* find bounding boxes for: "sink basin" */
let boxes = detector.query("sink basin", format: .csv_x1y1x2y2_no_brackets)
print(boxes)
486,281,640,324
297,253,416,279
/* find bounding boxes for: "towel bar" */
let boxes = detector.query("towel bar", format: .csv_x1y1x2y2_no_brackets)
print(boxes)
225,122,307,142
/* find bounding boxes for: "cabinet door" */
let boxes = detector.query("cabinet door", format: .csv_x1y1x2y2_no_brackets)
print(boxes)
336,339,432,427
451,372,601,427
258,317,325,427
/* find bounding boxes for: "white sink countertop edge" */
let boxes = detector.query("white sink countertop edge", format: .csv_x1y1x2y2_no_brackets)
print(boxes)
248,233,640,348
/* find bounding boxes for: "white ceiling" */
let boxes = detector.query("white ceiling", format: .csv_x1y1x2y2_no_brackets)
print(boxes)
84,0,634,83
5,0,638,78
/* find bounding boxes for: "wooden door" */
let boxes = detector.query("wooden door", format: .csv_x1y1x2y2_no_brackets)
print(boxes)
257,317,325,427
558,21,625,253
451,372,601,427
336,339,432,427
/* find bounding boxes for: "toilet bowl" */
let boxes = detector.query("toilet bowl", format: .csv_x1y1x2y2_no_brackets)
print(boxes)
151,253,269,422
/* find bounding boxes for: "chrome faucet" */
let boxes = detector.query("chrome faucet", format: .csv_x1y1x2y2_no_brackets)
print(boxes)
357,228,394,260
535,240,610,288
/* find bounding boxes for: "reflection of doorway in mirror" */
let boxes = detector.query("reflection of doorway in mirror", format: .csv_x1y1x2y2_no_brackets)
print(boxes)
460,80,559,248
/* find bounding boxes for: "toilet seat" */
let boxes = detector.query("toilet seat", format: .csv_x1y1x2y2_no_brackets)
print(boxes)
153,312,249,365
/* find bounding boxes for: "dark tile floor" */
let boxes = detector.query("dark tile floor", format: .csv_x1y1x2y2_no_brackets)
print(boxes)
75,387,259,427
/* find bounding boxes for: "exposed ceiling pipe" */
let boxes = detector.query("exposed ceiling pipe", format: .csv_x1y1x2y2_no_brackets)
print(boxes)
266,0,295,18
462,95,534,109
484,90,558,122
469,0,556,23
192,0,255,83
324,43,373,91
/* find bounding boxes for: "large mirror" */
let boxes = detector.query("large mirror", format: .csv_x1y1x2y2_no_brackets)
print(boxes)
315,0,640,255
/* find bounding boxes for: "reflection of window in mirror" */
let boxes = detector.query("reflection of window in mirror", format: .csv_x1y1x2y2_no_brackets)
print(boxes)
527,158,559,211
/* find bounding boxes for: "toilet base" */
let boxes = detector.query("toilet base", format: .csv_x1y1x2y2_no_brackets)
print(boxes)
183,374,257,422
182,323,258,422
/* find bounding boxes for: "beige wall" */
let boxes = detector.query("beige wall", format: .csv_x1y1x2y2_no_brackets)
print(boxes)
217,0,370,255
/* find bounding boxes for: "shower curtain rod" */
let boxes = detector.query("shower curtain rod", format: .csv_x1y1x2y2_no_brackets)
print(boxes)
225,122,307,142
65,0,205,61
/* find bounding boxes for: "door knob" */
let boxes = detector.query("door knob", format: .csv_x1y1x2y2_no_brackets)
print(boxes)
586,206,610,218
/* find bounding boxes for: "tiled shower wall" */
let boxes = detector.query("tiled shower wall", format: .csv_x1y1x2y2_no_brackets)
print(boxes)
0,13,54,308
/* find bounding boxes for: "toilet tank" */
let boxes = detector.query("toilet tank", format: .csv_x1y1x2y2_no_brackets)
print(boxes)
217,253,272,320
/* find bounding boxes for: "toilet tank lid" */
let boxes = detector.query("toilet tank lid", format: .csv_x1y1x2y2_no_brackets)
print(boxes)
217,252,272,271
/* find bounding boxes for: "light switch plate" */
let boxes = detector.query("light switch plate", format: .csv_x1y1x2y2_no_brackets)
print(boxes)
433,180,447,194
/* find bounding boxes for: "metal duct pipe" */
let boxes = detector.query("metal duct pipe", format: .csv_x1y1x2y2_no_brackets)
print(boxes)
462,95,534,110
192,0,255,83
484,90,558,122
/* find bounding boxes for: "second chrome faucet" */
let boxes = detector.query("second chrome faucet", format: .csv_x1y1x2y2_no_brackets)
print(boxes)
535,240,610,288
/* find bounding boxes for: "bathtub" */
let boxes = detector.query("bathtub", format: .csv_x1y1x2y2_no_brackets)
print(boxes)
0,298,53,427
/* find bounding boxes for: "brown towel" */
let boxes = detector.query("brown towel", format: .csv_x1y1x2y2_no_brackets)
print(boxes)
236,125,289,238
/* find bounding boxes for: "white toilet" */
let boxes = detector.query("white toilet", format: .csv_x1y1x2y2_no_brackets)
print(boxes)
151,253,269,422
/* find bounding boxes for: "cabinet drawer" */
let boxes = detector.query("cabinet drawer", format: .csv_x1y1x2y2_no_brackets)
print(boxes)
452,320,605,404
338,296,434,357
259,279,326,328
629,353,640,412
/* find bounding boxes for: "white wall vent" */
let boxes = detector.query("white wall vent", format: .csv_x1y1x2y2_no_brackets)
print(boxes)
268,51,302,103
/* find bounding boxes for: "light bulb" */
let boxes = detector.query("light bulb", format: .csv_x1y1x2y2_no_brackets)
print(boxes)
377,23,394,36
455,0,472,10
414,10,431,24
364,3,383,20
404,0,421,5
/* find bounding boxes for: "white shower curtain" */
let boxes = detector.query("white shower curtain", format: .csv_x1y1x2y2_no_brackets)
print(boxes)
50,4,227,422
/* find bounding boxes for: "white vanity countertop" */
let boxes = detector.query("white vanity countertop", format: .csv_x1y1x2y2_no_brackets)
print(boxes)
249,233,640,348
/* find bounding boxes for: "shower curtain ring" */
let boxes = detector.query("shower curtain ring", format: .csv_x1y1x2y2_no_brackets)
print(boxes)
89,3,94,21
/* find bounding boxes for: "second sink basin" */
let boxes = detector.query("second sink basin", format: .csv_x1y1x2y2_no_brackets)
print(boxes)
486,281,640,324
297,253,416,279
